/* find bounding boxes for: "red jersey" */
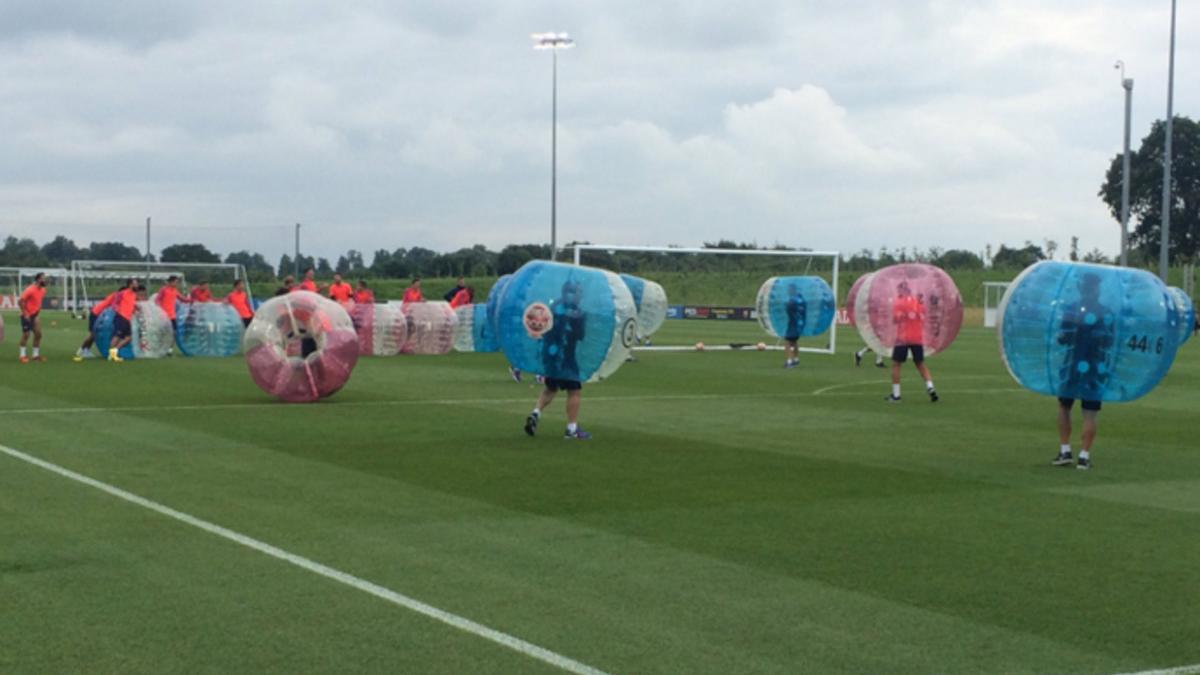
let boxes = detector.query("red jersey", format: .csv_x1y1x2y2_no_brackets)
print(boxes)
354,289,375,304
402,287,423,303
893,295,925,345
298,279,318,293
114,288,137,320
19,283,46,317
328,282,353,304
92,291,118,316
157,286,182,319
449,288,471,308
226,289,253,319
190,287,213,303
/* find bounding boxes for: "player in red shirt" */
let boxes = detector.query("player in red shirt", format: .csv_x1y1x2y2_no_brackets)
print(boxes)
156,275,185,350
327,273,354,306
74,282,127,361
354,280,375,304
188,282,213,303
108,282,141,362
225,279,255,327
294,267,319,294
402,278,424,304
17,273,47,362
886,282,938,403
449,285,473,309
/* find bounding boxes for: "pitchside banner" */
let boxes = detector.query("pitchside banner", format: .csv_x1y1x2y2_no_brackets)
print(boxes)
666,305,757,320
0,295,63,310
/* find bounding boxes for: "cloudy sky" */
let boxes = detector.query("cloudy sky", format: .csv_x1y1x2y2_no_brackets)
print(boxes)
0,0,1194,264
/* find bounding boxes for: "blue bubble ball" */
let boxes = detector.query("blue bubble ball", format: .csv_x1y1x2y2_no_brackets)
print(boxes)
497,261,636,382
755,276,835,339
176,302,245,357
999,261,1182,402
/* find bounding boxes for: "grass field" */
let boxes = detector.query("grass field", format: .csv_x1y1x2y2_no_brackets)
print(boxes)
1,309,1198,674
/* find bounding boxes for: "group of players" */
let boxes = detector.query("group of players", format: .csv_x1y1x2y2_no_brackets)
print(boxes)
12,268,1108,466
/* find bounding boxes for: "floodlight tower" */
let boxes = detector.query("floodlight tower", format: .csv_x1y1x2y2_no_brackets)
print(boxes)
1115,61,1133,267
531,31,575,262
1159,0,1178,282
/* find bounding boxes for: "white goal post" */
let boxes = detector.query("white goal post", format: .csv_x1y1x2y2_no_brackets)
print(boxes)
0,267,71,311
569,244,841,354
982,282,1011,328
68,260,252,317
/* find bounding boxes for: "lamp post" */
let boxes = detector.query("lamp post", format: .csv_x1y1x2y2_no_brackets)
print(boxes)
1115,61,1133,267
532,32,575,262
1159,0,1177,281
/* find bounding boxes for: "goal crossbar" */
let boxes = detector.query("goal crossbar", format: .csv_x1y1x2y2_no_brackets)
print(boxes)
567,244,841,355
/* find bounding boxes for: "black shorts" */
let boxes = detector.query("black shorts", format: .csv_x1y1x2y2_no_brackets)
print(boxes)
113,315,132,340
20,313,39,333
242,317,253,328
88,313,98,332
892,344,925,363
1059,397,1102,412
171,318,179,333
784,335,799,343
544,378,582,392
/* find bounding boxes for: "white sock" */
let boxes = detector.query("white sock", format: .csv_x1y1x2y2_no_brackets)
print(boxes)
531,408,540,417
925,380,934,391
1079,450,1090,460
892,384,901,398
567,422,578,433
32,347,39,358
20,347,27,358
1060,443,1072,456
856,348,867,357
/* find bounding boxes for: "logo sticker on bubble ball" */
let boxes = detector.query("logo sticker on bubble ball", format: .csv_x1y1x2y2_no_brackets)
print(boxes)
524,302,553,338
620,317,637,348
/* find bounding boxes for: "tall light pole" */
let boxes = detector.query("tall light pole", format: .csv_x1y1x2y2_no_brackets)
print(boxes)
1115,61,1133,267
1159,0,1177,282
532,32,575,262
294,223,301,278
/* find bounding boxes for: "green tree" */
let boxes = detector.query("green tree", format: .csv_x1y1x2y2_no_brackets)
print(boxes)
161,243,220,263
225,250,274,277
933,249,984,270
85,241,143,261
41,235,81,264
991,242,1045,269
277,254,293,278
0,236,49,266
1100,115,1200,264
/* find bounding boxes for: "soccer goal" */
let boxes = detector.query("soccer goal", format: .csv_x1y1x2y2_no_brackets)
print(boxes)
982,282,1012,328
569,244,841,354
0,267,70,312
67,260,252,317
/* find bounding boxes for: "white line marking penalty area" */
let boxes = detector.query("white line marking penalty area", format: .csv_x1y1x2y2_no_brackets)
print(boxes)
0,444,608,675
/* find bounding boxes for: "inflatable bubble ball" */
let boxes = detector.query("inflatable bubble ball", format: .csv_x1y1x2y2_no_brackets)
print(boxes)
619,274,669,340
497,260,637,383
453,303,500,353
853,263,963,356
243,291,359,402
756,276,836,339
351,302,408,356
999,261,1183,402
401,301,457,355
177,302,244,357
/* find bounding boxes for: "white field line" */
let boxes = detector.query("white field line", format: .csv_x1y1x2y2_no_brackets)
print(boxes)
0,386,1027,416
0,444,607,675
1111,665,1200,675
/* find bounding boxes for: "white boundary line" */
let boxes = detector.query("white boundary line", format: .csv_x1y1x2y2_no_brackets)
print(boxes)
1111,665,1200,675
0,444,608,675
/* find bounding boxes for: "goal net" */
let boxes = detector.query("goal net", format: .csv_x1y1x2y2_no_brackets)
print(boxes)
0,267,70,312
568,244,841,354
68,260,253,317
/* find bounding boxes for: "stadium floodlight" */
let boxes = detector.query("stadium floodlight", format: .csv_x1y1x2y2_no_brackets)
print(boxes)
568,243,841,355
531,31,575,262
1159,0,1178,282
1115,61,1133,268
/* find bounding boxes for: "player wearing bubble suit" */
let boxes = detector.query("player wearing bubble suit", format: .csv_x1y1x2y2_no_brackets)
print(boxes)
75,283,125,361
1049,273,1113,471
226,279,255,328
108,281,142,362
847,273,884,368
776,284,807,369
886,281,939,403
525,278,592,440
